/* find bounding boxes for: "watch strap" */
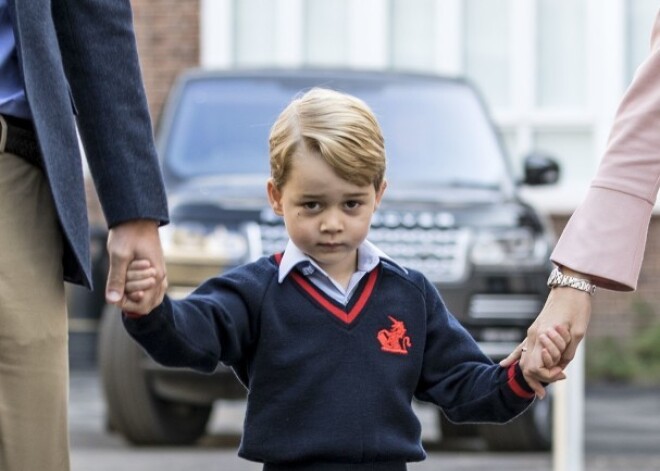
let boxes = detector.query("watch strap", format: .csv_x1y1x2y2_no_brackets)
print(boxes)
547,267,596,295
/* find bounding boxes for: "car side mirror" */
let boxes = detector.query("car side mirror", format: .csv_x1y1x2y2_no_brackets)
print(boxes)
522,152,560,186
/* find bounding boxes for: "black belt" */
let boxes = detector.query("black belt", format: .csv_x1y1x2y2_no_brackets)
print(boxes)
0,114,42,169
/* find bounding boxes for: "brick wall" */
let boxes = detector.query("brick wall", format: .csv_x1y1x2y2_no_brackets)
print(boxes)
130,0,201,124
550,215,660,343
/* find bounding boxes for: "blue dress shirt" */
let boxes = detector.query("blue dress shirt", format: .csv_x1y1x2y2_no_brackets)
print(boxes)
278,239,405,305
0,0,30,119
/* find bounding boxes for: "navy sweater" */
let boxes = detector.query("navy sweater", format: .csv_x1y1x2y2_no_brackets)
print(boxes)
123,255,536,468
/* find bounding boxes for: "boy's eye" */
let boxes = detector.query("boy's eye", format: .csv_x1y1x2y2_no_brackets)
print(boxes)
302,202,320,210
345,200,362,209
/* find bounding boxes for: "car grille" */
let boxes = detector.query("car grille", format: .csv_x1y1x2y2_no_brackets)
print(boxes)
258,210,471,283
368,226,470,283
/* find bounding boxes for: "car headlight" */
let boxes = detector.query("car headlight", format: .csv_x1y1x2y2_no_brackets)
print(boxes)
470,228,549,267
160,223,250,288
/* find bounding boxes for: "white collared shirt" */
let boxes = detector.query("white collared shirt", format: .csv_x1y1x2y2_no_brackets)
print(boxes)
277,239,405,306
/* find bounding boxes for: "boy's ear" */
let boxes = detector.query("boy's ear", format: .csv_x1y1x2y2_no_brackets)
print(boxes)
267,178,284,215
375,180,387,208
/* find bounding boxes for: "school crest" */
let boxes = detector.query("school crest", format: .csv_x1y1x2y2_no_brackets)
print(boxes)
377,316,411,355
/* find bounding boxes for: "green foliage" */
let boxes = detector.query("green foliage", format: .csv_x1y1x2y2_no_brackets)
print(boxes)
630,324,660,383
586,297,660,384
630,297,656,331
585,337,638,383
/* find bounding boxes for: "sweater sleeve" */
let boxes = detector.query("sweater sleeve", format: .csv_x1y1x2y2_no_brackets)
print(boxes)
122,261,274,373
414,278,535,424
551,9,660,291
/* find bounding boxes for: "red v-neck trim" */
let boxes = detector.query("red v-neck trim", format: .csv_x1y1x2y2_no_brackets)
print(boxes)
273,252,379,325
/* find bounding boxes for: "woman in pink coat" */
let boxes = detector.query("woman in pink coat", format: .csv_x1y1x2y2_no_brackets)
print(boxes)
502,10,660,395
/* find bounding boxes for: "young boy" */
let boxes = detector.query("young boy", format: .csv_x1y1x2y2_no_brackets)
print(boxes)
122,88,569,471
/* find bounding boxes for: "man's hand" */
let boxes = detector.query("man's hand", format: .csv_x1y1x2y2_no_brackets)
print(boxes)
500,280,592,397
105,219,167,314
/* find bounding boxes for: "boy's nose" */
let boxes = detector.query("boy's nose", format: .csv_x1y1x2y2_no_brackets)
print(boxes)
320,211,343,232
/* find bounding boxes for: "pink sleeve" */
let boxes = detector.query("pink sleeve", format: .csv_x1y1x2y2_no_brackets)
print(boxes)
551,10,660,291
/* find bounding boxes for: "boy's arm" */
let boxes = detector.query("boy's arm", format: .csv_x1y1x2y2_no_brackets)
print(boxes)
414,278,542,424
123,296,225,373
122,267,266,373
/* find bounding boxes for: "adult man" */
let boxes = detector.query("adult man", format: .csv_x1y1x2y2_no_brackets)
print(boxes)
0,1,168,469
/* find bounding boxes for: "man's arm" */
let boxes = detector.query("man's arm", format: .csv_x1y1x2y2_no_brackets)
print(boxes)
52,0,169,307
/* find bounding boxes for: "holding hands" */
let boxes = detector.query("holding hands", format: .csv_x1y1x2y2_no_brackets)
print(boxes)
105,219,168,315
507,323,573,399
501,272,592,398
122,258,168,316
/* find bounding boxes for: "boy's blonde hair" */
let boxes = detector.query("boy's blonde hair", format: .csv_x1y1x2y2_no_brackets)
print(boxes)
269,87,386,190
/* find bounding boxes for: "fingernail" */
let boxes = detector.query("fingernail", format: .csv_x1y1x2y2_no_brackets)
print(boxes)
107,290,121,303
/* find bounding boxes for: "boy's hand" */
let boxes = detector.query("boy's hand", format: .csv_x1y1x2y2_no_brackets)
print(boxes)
501,285,591,396
122,259,167,315
538,324,571,374
105,219,166,310
516,324,571,399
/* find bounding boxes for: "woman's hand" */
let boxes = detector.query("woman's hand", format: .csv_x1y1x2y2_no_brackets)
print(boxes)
501,280,592,397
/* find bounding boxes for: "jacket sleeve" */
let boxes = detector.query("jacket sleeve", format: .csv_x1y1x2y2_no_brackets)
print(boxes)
414,278,535,424
551,9,660,291
51,0,168,227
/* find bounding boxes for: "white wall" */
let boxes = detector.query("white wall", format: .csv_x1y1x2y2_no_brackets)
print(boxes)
199,0,658,213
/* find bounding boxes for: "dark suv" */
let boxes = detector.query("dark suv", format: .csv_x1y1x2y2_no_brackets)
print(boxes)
99,69,560,450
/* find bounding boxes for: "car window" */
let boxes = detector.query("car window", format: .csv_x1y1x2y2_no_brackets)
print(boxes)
163,76,509,189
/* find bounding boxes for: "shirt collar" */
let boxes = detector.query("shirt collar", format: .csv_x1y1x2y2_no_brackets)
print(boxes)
277,239,405,283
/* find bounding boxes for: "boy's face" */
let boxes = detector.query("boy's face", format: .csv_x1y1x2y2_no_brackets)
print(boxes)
267,151,385,282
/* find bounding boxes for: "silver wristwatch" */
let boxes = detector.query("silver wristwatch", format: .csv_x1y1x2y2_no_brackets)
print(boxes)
547,266,596,295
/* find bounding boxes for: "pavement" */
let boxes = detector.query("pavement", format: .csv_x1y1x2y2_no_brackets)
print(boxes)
69,369,660,470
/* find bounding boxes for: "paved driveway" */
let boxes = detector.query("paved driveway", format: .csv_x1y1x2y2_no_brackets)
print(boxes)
69,371,660,470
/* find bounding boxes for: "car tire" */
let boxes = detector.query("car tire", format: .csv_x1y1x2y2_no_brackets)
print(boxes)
98,304,212,445
478,387,553,451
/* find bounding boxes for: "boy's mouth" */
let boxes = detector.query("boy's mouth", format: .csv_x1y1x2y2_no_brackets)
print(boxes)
318,242,343,250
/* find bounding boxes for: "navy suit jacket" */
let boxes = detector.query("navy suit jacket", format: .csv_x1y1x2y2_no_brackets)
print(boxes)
8,0,169,288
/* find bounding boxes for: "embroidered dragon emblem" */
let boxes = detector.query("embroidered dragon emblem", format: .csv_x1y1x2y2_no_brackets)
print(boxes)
377,316,412,355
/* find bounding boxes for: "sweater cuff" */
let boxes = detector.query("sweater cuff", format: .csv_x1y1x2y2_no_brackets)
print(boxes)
506,362,536,399
122,300,169,335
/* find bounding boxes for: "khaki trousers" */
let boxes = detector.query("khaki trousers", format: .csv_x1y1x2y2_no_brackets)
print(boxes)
0,151,69,471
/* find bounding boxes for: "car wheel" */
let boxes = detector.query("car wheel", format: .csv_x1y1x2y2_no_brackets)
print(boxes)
98,304,212,445
478,387,553,451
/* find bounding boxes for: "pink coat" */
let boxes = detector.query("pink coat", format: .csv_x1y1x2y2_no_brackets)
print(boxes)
551,10,660,291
